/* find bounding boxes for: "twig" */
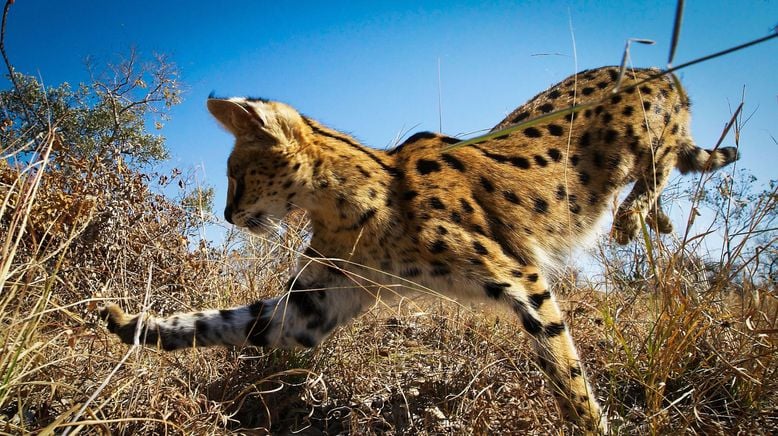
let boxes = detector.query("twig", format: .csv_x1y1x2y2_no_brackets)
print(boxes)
668,0,686,65
713,102,743,151
0,0,43,126
615,38,655,92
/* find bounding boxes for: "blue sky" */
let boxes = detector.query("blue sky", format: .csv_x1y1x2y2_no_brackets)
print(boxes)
3,1,777,244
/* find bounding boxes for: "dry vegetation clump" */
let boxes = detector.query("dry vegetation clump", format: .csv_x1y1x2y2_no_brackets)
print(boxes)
584,269,778,434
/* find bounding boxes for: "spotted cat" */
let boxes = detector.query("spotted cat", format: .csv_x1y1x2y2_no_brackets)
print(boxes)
101,66,738,433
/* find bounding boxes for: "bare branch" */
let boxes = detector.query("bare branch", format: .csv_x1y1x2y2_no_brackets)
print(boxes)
0,0,44,126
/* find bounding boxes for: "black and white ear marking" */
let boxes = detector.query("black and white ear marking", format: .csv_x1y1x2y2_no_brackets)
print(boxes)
207,98,264,136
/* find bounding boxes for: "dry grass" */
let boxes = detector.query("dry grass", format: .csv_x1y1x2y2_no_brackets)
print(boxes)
1,122,777,435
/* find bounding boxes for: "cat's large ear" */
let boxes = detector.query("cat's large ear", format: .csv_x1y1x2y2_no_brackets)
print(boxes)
207,98,264,136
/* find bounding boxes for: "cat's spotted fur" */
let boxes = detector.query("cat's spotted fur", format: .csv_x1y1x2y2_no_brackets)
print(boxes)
101,67,738,433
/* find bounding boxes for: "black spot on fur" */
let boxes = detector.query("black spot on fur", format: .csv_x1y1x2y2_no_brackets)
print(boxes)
570,365,583,378
548,89,561,99
524,127,542,138
533,198,548,214
527,273,539,283
403,190,419,201
556,185,566,200
460,199,474,213
539,103,554,113
529,291,552,310
569,201,581,214
485,282,510,299
480,177,495,193
597,80,608,89
593,152,605,168
503,191,521,204
520,312,543,336
290,283,325,309
429,240,448,254
195,319,209,336
547,148,562,162
450,211,462,223
610,95,622,104
429,197,446,210
604,129,618,144
512,111,530,123
416,159,441,175
579,132,591,147
436,225,448,235
510,156,530,169
473,241,489,255
547,124,564,136
533,155,548,167
639,85,652,95
442,154,466,171
578,171,590,185
582,87,595,96
356,165,371,178
608,154,622,170
544,322,566,337
643,101,651,111
477,147,509,164
511,270,523,278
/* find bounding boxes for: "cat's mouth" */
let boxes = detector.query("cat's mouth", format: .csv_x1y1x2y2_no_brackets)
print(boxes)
245,213,266,231
243,212,284,236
